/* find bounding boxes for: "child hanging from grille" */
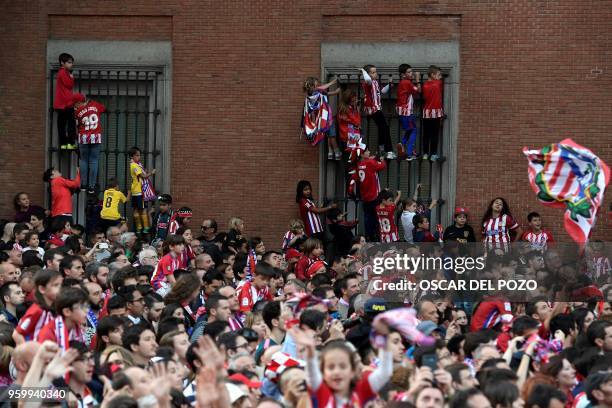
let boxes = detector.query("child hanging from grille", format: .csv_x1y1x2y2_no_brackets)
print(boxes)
54,53,79,151
128,146,156,237
421,65,444,162
396,64,421,161
360,64,396,159
301,76,341,159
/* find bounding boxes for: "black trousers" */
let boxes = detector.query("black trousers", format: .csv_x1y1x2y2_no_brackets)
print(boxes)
422,118,442,155
57,108,76,145
369,110,392,152
363,200,380,242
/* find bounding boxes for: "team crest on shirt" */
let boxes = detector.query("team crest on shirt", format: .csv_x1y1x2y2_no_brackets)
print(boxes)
464,231,469,237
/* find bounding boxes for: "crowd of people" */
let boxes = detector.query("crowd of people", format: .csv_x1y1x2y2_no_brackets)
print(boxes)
0,52,610,408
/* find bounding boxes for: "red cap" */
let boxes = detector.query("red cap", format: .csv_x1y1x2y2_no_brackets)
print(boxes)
306,261,326,278
285,248,301,260
454,206,468,216
228,373,262,388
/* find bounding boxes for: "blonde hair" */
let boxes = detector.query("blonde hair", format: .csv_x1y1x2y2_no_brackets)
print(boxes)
101,345,136,368
288,219,305,233
303,77,318,94
0,346,13,373
228,217,244,230
159,330,185,348
244,311,262,329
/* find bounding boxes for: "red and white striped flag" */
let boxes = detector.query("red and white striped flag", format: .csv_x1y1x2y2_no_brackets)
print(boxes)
523,138,610,244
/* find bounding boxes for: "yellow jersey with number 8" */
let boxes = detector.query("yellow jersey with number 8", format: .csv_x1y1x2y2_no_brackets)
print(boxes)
101,188,127,220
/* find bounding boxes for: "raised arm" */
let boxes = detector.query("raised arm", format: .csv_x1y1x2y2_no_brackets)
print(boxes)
317,77,338,91
360,68,372,84
309,202,337,214
290,327,321,390
412,184,421,201
394,191,402,205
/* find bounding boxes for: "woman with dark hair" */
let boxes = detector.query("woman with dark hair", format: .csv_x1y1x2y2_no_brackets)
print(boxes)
572,307,595,334
295,180,336,241
481,197,521,253
163,273,201,327
522,355,576,407
13,192,45,224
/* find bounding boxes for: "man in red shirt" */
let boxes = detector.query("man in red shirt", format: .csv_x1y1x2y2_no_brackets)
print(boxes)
74,96,106,193
43,166,80,226
352,150,386,242
54,53,78,150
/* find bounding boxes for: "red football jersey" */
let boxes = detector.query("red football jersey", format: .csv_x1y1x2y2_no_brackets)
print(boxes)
357,158,386,202
299,198,324,236
482,214,519,253
75,101,106,144
422,79,444,118
396,79,419,116
16,303,54,341
376,203,398,242
521,229,554,252
236,280,272,313
337,106,361,143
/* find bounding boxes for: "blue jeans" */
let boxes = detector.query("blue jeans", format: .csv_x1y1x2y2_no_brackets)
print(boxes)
400,115,417,156
79,143,101,189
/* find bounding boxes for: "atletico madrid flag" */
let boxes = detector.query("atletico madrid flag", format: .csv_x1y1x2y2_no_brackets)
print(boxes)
523,138,610,244
302,91,332,146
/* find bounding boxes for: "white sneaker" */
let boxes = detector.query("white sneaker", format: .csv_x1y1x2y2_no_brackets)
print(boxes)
385,151,397,160
334,151,342,160
327,151,334,160
422,154,429,161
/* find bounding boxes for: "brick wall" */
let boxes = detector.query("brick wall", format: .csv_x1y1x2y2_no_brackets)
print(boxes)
1,1,610,245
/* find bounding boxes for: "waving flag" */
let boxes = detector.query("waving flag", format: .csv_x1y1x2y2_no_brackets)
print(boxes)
370,308,435,348
302,91,332,146
523,138,610,244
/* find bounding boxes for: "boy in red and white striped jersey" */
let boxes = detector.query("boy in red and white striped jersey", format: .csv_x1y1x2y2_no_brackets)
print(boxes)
422,65,444,162
360,65,396,159
396,64,421,161
376,189,401,243
521,212,554,252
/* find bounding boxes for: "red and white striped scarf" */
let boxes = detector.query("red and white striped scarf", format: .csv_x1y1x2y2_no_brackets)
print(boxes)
134,161,157,202
55,316,85,353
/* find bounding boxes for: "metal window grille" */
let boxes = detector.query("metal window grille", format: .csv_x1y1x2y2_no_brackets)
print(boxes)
47,66,166,229
321,67,454,239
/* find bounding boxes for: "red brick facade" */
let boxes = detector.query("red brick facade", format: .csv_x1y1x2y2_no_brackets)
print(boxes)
1,1,610,245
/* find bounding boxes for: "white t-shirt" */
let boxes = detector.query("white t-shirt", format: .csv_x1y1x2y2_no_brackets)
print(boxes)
401,211,416,243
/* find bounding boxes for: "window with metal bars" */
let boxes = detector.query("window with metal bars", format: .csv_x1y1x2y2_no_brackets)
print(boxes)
47,66,166,228
321,67,453,239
